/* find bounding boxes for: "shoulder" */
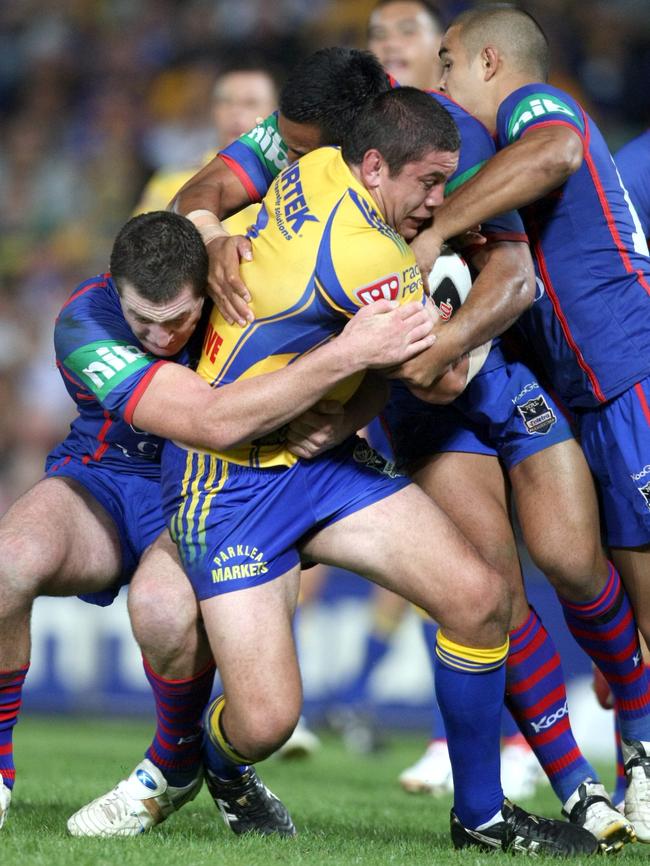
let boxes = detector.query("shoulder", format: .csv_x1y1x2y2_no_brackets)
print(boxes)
498,84,585,144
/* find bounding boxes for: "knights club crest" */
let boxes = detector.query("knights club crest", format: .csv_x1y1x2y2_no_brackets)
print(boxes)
516,395,557,435
638,482,650,511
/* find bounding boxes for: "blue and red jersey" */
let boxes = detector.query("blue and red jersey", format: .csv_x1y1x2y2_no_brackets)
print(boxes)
616,129,650,240
496,84,650,409
53,274,202,476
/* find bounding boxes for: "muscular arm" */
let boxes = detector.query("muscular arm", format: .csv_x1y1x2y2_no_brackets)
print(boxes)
420,125,584,254
171,155,251,221
390,240,534,388
131,300,435,451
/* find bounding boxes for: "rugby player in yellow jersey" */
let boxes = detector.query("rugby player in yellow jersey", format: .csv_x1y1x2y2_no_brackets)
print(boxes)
161,88,596,856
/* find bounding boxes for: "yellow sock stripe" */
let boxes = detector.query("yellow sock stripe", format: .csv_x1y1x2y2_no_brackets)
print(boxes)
435,631,509,673
183,453,206,564
206,694,251,765
197,457,229,559
171,449,196,548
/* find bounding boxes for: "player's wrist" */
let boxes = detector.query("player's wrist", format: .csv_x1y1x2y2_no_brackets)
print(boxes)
185,209,229,247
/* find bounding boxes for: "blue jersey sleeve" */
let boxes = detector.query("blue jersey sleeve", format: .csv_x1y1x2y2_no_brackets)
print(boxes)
218,111,289,203
616,130,650,239
55,276,167,425
497,83,586,147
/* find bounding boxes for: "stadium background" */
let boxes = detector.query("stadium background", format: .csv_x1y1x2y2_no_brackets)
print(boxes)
1,0,648,758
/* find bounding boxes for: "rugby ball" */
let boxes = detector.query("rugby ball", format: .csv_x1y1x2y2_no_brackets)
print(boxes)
429,250,472,320
429,250,491,383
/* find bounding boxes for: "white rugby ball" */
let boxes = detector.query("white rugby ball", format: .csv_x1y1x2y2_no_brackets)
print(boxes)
429,250,472,320
429,250,491,384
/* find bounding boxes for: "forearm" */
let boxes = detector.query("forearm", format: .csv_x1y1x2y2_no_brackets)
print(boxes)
133,338,363,451
435,242,535,360
170,155,249,221
427,128,583,246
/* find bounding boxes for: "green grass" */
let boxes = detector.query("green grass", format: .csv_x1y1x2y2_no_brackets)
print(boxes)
2,717,645,865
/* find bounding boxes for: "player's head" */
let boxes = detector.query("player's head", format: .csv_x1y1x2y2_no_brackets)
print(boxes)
212,63,278,149
439,4,549,130
278,47,391,162
342,87,459,239
367,0,444,89
111,211,207,357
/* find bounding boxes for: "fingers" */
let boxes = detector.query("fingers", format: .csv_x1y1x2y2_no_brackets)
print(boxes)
398,332,437,361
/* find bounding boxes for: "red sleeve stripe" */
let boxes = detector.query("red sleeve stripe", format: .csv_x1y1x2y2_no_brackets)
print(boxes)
58,274,110,315
218,153,262,204
123,360,167,425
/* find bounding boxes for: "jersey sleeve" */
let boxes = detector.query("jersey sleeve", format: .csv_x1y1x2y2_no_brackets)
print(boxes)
218,111,289,203
497,83,586,147
55,286,167,424
314,189,424,317
445,107,527,243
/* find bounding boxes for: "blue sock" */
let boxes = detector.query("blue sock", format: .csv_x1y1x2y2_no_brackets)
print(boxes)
435,631,507,829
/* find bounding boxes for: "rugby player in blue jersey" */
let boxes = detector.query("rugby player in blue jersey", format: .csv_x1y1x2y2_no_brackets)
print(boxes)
174,40,647,852
0,211,434,836
415,3,650,843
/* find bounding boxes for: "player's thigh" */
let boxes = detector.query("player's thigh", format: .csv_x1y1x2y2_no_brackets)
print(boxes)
0,476,122,595
509,439,607,583
129,531,211,674
199,565,302,712
411,451,529,626
301,483,510,646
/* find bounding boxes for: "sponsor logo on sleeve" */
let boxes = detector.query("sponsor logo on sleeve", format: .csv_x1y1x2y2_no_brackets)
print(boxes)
64,341,151,400
507,93,583,141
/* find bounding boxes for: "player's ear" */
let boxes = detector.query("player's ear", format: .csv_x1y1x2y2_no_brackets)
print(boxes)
482,46,499,81
359,148,384,190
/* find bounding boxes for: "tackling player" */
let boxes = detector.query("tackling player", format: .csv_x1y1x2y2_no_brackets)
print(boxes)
162,87,597,857
0,211,433,835
616,129,650,240
416,3,650,842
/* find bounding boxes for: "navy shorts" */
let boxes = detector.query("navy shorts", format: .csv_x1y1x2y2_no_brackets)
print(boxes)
384,357,574,470
45,448,166,605
577,376,650,547
161,436,410,601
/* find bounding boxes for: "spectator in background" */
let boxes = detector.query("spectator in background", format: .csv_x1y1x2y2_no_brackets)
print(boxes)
367,0,444,89
135,64,278,214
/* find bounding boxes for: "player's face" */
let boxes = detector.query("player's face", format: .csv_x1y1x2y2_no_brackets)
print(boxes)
277,114,324,164
367,1,443,89
382,149,459,239
120,282,205,357
213,71,277,149
438,26,492,128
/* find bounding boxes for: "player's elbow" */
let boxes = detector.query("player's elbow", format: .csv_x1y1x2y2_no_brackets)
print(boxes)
542,132,584,184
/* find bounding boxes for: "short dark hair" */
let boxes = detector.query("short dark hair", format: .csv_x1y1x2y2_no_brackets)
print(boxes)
453,4,549,81
110,212,208,304
279,47,391,145
342,86,460,174
371,0,445,32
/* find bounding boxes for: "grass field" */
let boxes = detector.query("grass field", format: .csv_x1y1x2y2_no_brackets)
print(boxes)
2,716,647,865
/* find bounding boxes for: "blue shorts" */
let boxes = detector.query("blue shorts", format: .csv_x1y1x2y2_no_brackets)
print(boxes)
384,358,574,470
45,447,166,605
161,436,410,601
577,376,650,547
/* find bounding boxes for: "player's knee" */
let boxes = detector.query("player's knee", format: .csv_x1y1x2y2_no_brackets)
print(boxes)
529,536,604,600
0,527,55,604
234,696,301,761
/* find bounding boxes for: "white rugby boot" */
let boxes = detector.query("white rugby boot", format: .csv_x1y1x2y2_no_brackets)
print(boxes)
0,776,11,829
563,780,636,853
276,716,320,760
623,738,650,842
500,739,545,801
398,739,453,795
67,758,202,837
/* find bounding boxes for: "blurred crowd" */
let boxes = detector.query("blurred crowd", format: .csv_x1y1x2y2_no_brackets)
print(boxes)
0,0,648,509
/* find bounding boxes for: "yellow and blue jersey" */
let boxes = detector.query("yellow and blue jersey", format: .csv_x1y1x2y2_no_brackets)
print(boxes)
197,146,424,468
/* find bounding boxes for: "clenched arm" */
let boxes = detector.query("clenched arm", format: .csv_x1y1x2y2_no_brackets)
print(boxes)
131,300,435,451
